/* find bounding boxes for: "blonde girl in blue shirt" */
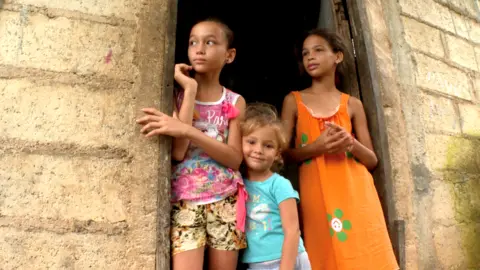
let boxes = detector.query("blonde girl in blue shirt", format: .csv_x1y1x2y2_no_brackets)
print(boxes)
240,103,311,270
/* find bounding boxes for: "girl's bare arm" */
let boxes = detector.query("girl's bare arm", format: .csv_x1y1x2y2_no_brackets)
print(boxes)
349,97,378,170
278,198,301,270
281,93,326,162
172,88,196,161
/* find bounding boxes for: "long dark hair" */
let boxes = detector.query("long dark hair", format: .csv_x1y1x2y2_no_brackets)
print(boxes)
296,28,353,92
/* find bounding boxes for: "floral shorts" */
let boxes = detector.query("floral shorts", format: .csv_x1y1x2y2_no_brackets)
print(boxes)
170,194,247,255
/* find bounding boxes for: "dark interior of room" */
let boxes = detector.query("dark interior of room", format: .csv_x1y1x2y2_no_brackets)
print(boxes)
175,0,322,111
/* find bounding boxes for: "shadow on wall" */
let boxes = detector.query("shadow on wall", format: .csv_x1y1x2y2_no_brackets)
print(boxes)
444,136,480,268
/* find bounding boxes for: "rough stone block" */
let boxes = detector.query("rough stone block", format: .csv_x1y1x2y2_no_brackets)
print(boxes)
0,79,134,147
451,174,480,223
401,16,444,58
460,222,480,268
414,53,472,100
0,153,129,222
466,19,480,44
432,225,466,269
422,93,461,134
458,102,480,136
0,11,136,80
449,0,479,19
0,228,129,269
445,34,478,71
399,0,455,32
473,73,480,100
431,180,456,226
128,255,156,270
425,135,480,173
0,11,22,64
476,46,480,71
8,0,140,21
128,213,158,254
451,12,469,39
453,14,480,45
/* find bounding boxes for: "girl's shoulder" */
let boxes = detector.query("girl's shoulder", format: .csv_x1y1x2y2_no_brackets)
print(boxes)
285,88,311,100
269,173,299,204
269,173,295,192
347,95,363,108
224,88,242,103
224,87,239,95
282,91,300,112
346,94,364,118
224,88,246,113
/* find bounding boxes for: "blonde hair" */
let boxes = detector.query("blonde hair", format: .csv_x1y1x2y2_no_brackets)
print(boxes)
240,103,288,170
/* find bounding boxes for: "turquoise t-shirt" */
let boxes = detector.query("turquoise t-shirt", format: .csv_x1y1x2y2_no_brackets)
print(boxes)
242,173,306,263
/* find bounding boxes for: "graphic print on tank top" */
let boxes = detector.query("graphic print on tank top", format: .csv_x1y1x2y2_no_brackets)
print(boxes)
171,88,243,204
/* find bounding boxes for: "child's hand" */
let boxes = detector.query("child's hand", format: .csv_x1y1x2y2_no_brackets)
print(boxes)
323,122,354,154
136,108,190,138
312,127,329,152
174,64,197,91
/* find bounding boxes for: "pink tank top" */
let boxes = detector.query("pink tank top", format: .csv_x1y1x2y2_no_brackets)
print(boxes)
171,87,244,204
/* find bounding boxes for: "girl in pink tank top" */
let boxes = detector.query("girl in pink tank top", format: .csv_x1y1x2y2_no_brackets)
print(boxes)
136,18,247,270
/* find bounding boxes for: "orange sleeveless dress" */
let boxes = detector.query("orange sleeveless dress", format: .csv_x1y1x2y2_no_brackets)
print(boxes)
291,91,398,270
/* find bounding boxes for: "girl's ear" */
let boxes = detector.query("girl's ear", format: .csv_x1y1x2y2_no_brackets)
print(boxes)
275,152,284,164
335,51,344,64
226,48,236,64
271,152,284,173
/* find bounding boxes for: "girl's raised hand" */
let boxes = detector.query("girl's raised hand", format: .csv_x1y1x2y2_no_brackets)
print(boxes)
174,64,198,91
136,108,190,138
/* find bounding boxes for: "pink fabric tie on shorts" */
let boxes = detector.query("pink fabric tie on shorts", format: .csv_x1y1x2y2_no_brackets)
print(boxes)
236,183,248,232
223,99,246,232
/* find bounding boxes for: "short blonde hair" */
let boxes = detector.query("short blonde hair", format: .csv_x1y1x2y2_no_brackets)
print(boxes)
240,102,288,153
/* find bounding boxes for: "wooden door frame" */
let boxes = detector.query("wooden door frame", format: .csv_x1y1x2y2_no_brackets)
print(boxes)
341,0,404,268
158,1,177,269
331,0,404,267
158,0,404,269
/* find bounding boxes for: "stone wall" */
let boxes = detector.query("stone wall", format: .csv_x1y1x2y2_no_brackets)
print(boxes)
362,0,480,269
0,0,172,269
1,0,479,269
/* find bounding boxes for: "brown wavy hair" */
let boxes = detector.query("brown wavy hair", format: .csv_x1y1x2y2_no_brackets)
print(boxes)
240,103,288,171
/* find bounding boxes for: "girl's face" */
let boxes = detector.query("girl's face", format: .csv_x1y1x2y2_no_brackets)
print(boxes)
188,21,236,74
242,126,280,173
302,35,343,78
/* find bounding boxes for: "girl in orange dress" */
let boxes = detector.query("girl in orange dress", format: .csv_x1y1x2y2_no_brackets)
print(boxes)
281,29,398,270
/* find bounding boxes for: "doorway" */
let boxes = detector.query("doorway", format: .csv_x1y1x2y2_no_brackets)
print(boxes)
176,0,329,111
170,0,400,268
174,0,364,186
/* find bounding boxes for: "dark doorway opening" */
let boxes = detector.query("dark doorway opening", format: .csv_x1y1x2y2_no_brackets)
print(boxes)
175,0,324,111
174,0,351,192
175,2,325,269
171,0,400,269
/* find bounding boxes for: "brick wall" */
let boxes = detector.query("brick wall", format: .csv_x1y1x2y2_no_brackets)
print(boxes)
363,0,479,268
400,0,479,269
1,0,478,269
0,0,171,269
